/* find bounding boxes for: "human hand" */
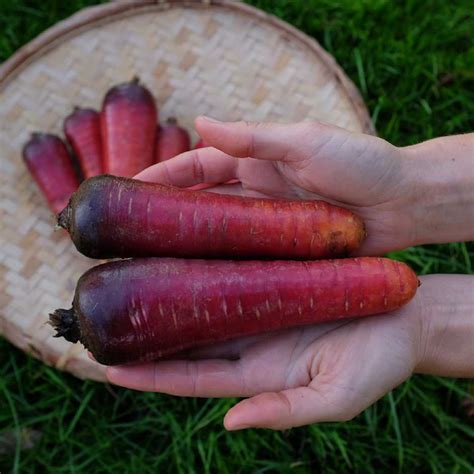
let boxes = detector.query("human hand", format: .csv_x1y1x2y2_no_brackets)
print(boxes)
106,275,425,430
118,122,474,430
106,274,473,430
136,117,418,255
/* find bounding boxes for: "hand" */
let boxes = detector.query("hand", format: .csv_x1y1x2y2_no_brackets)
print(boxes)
107,277,426,430
136,117,419,255
106,274,473,430
115,121,474,430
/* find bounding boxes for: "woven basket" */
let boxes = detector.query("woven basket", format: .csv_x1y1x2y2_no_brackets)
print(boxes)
0,0,374,382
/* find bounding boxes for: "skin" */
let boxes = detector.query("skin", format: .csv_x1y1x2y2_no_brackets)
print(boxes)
106,118,474,430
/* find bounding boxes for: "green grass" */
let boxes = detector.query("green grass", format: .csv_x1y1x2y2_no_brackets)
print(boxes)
1,0,473,472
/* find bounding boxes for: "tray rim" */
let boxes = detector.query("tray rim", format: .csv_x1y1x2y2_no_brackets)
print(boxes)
0,0,375,135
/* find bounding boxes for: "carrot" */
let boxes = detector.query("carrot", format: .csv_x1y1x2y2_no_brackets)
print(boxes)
193,137,208,149
155,117,191,162
101,77,157,177
49,257,419,365
57,174,366,260
64,107,103,178
23,133,80,213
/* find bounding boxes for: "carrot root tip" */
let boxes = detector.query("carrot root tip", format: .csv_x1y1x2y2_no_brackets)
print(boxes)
49,308,80,343
57,204,72,231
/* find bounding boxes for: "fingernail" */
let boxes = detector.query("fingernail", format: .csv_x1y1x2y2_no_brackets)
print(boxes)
200,115,222,123
106,366,125,384
226,423,251,431
224,415,252,431
106,366,119,377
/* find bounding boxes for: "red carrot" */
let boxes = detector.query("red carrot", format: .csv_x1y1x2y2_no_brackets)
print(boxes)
64,107,103,178
101,77,157,177
57,174,366,260
49,257,419,365
155,117,190,162
23,133,80,213
194,137,208,149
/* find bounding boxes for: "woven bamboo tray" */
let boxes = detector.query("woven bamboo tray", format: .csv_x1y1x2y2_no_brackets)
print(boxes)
0,0,374,382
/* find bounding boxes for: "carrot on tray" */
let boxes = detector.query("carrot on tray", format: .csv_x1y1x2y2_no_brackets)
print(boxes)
23,133,80,214
50,256,419,365
57,174,366,260
101,77,157,177
155,117,190,162
64,107,103,178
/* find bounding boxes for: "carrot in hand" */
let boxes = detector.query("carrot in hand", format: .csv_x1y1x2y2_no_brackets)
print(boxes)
50,256,419,365
101,77,157,177
23,133,80,213
64,107,103,178
57,174,366,260
155,117,190,162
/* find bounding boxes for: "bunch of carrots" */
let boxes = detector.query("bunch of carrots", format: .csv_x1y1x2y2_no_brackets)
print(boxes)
23,77,207,214
22,78,419,367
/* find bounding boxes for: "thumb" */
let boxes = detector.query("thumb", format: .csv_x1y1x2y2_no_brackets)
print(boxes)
195,116,317,162
223,385,359,431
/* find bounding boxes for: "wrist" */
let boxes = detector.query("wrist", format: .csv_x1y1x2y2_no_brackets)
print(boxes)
413,275,474,377
401,134,474,246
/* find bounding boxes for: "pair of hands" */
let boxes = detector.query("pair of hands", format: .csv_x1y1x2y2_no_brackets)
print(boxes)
105,117,458,430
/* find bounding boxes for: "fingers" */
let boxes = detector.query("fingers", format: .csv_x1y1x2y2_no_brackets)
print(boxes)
195,116,315,161
224,385,355,431
134,147,239,186
183,333,267,360
106,331,293,397
106,359,252,397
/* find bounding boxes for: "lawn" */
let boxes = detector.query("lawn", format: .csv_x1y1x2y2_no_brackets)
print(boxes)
1,0,473,472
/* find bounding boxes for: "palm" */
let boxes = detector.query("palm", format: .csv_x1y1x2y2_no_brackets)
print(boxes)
107,302,419,430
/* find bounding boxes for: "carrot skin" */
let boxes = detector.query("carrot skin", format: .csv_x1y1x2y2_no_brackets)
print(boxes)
64,107,103,178
101,78,157,176
58,174,366,260
155,117,190,162
23,133,80,213
50,257,419,365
